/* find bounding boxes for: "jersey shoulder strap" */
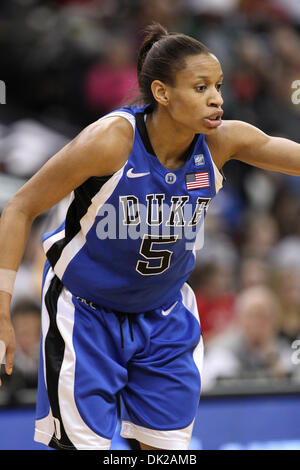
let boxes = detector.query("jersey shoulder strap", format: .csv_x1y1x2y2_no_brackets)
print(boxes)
97,105,148,132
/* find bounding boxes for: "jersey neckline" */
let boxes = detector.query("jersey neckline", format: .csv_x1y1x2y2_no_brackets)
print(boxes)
135,109,200,176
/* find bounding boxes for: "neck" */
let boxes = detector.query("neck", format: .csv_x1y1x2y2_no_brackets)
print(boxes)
146,106,196,170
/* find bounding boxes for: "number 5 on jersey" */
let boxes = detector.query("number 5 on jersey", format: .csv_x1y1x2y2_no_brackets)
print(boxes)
136,234,178,275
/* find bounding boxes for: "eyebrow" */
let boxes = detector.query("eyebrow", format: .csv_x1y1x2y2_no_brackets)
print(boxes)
196,75,224,80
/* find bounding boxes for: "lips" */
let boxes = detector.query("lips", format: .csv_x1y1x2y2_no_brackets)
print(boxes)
203,110,223,128
207,110,223,120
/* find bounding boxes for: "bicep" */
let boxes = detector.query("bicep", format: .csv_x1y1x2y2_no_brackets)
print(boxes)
8,118,133,220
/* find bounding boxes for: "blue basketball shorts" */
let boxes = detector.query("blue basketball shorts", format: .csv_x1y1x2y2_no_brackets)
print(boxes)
34,261,203,450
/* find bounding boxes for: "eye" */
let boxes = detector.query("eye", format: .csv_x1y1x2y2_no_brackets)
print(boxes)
216,82,223,91
195,85,207,93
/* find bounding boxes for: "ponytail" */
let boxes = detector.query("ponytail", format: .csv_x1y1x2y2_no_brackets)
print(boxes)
137,23,168,76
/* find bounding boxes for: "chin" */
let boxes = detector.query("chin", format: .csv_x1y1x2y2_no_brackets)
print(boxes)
200,126,219,135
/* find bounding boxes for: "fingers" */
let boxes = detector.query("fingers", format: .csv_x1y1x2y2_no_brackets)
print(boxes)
5,344,13,376
0,340,13,386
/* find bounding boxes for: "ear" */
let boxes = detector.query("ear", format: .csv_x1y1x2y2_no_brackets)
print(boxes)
151,80,169,106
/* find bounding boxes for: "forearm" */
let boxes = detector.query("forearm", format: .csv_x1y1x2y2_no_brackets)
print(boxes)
267,137,300,176
0,202,34,377
0,202,34,313
237,137,300,175
226,121,300,175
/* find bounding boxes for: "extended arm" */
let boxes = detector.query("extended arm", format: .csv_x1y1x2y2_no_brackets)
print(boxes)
0,116,133,380
225,120,300,175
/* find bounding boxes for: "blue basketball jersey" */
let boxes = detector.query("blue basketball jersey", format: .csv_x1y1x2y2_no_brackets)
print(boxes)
42,105,223,313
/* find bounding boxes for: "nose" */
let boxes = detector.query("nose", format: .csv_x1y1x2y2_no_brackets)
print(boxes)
207,88,224,108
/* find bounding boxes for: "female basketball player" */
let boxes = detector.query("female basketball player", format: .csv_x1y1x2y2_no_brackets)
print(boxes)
0,23,299,450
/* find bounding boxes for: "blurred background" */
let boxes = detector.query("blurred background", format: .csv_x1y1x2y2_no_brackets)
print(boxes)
0,0,300,450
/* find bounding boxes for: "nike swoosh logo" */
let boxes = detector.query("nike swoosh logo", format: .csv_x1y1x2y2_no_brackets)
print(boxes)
161,301,178,316
127,168,150,178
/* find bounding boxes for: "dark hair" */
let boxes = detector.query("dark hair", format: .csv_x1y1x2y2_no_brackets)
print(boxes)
137,23,211,108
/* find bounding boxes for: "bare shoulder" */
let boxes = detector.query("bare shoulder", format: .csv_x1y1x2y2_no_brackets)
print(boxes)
68,115,134,176
205,120,268,168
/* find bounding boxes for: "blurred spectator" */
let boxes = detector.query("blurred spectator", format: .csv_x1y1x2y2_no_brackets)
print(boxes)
201,286,293,390
271,236,300,272
12,300,41,384
271,266,300,342
194,197,240,268
191,262,236,343
238,0,289,22
186,0,239,16
2,299,41,404
239,211,279,260
238,256,270,290
271,188,300,239
243,169,280,212
83,36,137,116
133,0,183,33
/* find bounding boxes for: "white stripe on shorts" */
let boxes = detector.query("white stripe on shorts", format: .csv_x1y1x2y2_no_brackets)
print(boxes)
181,282,204,378
55,286,111,449
34,267,111,450
34,266,56,447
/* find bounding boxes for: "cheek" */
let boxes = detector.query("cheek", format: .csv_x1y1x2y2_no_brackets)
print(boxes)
168,92,200,120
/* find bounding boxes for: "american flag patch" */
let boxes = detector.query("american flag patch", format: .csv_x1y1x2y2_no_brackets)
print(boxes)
185,171,210,190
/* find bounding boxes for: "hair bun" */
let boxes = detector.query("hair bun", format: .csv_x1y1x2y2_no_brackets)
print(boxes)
137,23,168,75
